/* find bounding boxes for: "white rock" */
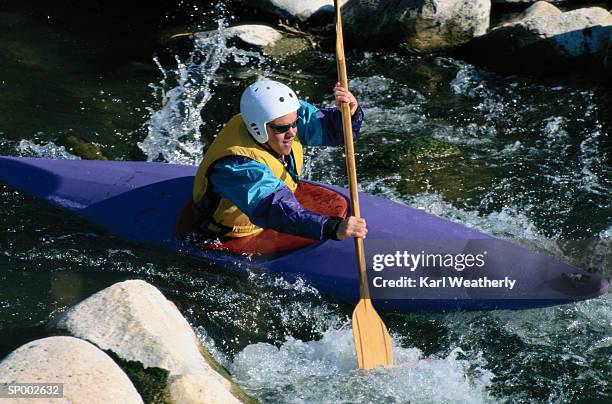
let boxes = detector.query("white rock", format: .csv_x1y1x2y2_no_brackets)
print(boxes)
342,0,491,53
194,24,312,58
520,7,612,56
221,25,284,48
168,373,247,404
462,7,612,74
231,25,283,47
0,336,143,404
56,280,244,404
241,0,348,22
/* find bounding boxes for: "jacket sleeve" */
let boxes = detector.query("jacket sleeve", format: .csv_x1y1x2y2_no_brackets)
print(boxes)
296,99,365,147
208,157,337,240
250,186,330,240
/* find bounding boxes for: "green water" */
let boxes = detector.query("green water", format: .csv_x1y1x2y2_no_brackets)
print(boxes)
1,1,610,403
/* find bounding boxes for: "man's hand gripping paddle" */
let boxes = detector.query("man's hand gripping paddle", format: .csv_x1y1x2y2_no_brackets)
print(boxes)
334,0,393,370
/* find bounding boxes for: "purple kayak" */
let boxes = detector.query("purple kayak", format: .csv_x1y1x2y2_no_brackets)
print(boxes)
0,156,607,312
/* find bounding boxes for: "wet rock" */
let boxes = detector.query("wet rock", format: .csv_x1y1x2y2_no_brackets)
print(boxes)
194,24,313,57
363,136,492,201
263,35,313,58
342,0,490,53
460,7,612,75
56,134,108,160
0,336,143,403
0,39,43,67
191,25,279,52
395,154,494,201
226,25,284,47
365,136,462,170
55,280,250,404
241,0,348,22
411,62,450,94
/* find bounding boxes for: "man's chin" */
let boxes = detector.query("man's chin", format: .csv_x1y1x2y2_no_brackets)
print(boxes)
282,143,293,154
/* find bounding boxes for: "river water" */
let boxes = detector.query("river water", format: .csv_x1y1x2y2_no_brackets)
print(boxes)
1,1,610,403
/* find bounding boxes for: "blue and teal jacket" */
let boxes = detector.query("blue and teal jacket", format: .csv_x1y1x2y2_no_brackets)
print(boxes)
201,100,364,240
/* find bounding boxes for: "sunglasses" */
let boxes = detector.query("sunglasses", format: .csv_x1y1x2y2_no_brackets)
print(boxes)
268,119,298,134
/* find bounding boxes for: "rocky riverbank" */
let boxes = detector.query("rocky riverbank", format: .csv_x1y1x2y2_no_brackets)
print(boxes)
167,0,611,78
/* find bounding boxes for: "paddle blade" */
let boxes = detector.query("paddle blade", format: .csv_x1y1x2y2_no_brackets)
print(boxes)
352,299,393,370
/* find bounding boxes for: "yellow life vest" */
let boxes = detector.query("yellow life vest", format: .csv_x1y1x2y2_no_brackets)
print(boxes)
193,113,304,237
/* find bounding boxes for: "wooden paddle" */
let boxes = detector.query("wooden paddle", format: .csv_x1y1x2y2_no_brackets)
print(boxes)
333,0,393,370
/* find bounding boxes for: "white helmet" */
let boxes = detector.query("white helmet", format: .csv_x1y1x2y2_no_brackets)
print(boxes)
240,80,300,143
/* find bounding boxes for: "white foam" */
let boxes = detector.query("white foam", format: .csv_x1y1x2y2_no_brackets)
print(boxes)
405,193,541,240
194,325,233,370
430,124,495,146
348,76,426,134
542,116,568,140
579,130,610,197
501,141,522,154
495,296,612,349
231,328,495,403
600,225,612,239
15,139,80,160
302,146,344,183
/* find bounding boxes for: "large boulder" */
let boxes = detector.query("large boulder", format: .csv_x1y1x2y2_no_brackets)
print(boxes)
342,0,490,53
460,7,612,75
241,0,348,22
56,280,251,404
0,336,143,403
521,1,562,20
494,1,562,27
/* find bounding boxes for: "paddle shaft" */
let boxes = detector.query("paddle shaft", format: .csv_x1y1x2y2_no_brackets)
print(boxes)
334,1,370,300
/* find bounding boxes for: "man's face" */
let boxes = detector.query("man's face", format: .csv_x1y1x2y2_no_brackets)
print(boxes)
265,111,298,156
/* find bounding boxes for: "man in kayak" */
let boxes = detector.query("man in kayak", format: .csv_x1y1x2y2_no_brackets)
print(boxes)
192,79,367,241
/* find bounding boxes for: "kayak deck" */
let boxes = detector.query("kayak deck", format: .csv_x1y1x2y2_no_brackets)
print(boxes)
176,181,349,255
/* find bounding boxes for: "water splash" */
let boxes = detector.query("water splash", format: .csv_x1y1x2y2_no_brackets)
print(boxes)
349,75,427,135
231,328,495,403
579,130,610,197
138,13,269,165
406,192,543,239
15,139,80,160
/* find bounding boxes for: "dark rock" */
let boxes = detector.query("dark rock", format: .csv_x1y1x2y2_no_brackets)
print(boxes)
56,134,108,160
342,0,490,53
365,136,462,170
459,7,612,75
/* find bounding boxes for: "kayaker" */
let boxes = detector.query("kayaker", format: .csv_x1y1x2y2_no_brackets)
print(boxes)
192,79,367,241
